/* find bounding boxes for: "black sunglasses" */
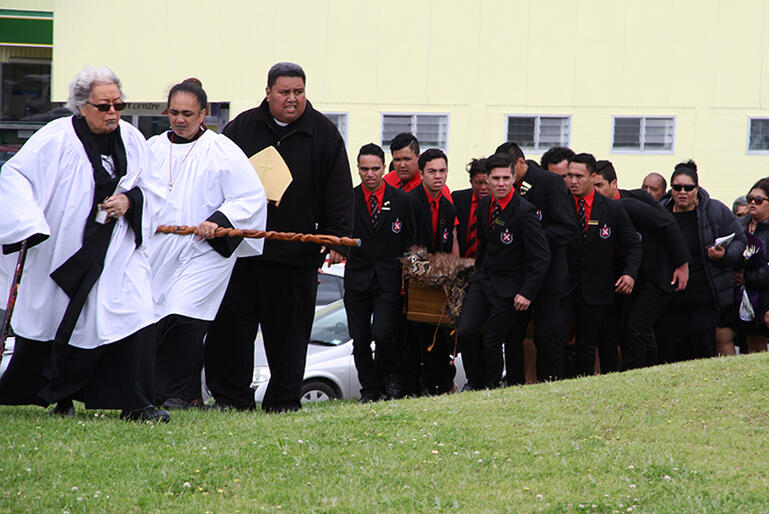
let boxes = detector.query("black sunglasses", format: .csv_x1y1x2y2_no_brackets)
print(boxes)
671,184,696,192
747,195,768,205
87,101,127,112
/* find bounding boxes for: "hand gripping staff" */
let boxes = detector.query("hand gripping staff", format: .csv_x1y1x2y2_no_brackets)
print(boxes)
155,225,361,248
0,239,29,363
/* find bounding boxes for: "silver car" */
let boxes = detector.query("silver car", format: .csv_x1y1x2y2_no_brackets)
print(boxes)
250,299,467,403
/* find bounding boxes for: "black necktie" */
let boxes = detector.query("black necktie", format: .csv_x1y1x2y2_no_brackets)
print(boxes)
490,201,501,227
578,198,587,237
370,194,379,225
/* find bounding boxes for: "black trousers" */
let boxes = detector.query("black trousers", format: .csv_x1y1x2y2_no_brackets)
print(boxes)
0,337,50,406
154,314,210,403
506,293,567,383
38,324,156,410
457,278,518,389
622,278,672,369
656,301,718,363
204,259,317,412
561,290,609,377
344,283,404,397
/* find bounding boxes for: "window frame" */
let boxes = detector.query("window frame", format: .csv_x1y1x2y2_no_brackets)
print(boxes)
504,114,572,153
611,115,676,154
747,116,769,155
322,111,349,146
380,112,450,153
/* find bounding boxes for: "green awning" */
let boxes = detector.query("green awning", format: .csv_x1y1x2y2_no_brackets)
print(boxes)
0,10,53,47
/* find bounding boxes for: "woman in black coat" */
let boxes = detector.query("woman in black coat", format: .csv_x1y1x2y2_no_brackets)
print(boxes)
657,161,746,362
739,178,769,354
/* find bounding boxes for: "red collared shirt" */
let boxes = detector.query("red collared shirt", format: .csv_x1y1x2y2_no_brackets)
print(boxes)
573,188,596,228
362,182,386,217
489,187,515,220
384,170,453,202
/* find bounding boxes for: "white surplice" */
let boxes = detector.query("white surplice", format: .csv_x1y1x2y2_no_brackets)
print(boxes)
0,117,167,349
147,130,266,321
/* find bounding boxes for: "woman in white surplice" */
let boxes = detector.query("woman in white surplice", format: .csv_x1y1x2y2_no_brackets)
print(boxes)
0,66,170,421
147,79,266,409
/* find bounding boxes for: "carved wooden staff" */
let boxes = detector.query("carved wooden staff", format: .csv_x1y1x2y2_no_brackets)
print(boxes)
0,239,29,362
156,225,361,247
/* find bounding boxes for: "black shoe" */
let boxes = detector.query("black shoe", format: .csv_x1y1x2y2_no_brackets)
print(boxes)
385,374,405,400
48,399,75,417
359,392,381,403
460,383,473,392
120,406,171,423
161,397,186,410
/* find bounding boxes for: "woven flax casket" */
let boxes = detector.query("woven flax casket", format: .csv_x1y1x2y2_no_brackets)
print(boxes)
400,246,475,326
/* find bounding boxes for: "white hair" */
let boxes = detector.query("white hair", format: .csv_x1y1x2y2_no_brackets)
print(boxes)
67,66,124,113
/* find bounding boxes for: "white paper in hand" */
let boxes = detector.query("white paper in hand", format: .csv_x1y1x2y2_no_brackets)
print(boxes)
714,232,736,247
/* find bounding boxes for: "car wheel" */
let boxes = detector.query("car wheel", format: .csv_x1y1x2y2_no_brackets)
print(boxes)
300,380,339,403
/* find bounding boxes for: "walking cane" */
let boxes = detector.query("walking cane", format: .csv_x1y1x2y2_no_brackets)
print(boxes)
155,225,362,247
0,239,29,364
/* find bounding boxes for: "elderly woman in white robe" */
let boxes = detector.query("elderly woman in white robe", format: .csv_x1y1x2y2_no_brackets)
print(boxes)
0,66,169,422
147,78,266,409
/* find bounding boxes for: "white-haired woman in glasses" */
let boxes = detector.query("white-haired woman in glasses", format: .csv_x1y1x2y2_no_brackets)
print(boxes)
0,66,169,422
656,160,746,363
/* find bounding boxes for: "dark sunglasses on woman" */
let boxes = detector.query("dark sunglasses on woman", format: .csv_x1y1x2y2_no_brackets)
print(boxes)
746,195,768,205
87,101,127,112
671,184,696,192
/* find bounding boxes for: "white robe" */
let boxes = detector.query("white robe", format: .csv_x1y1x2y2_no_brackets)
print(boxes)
147,130,266,321
0,117,167,349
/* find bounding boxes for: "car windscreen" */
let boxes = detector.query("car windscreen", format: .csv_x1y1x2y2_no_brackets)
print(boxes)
309,303,349,346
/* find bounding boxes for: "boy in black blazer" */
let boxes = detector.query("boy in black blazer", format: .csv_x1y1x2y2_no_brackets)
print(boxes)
593,161,690,369
563,153,642,377
406,148,459,395
456,153,551,389
344,144,415,401
452,158,489,259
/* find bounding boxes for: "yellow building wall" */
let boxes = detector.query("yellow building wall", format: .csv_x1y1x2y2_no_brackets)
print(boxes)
50,0,769,203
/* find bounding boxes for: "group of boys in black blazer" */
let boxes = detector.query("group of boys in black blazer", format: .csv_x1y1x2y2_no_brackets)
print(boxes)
345,136,690,399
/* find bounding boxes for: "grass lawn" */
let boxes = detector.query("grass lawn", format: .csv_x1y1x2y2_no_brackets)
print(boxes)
1,353,768,512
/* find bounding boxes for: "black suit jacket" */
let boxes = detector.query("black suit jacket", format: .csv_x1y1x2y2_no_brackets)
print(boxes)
452,188,474,257
619,188,691,292
345,184,415,293
474,194,551,300
409,185,457,253
568,193,642,306
517,165,579,295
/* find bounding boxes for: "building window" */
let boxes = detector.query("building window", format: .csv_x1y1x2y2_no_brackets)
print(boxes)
505,115,570,152
381,113,449,151
612,116,675,152
323,112,348,145
748,118,769,153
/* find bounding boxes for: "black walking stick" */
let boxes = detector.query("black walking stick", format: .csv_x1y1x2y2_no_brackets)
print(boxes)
0,239,30,364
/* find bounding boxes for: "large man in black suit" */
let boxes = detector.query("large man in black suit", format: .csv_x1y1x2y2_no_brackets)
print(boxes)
204,62,353,412
407,148,458,395
593,161,690,369
452,158,489,259
345,143,415,401
495,142,578,382
456,153,551,389
563,153,642,377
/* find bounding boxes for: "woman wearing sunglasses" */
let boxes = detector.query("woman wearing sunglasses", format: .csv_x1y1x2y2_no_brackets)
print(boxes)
0,66,170,422
734,178,769,354
656,160,746,363
146,79,265,410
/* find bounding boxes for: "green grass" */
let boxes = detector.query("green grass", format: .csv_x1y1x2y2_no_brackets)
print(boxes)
1,354,768,512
